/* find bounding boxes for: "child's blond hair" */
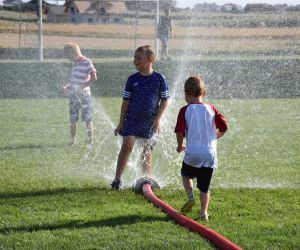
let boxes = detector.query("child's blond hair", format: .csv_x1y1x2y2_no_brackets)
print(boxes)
135,45,155,62
184,76,206,97
63,42,82,58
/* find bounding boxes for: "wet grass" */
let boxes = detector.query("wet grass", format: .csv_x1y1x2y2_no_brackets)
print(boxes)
0,98,299,249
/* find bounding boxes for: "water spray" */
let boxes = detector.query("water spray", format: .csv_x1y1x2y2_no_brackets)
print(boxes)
133,177,241,250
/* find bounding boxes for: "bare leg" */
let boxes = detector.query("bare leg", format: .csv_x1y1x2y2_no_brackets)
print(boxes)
141,144,152,177
160,38,167,60
182,176,194,197
200,191,210,216
180,176,195,214
86,121,93,144
161,47,167,60
71,122,77,144
114,136,135,180
165,45,170,59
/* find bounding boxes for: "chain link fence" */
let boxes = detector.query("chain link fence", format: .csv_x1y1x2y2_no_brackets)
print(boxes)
0,0,161,59
0,0,299,60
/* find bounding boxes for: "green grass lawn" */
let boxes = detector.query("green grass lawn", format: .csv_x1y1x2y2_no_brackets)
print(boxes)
0,98,299,249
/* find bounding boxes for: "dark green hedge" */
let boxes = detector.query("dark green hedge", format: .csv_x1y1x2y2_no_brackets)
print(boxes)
0,48,134,60
1,58,299,99
0,48,298,60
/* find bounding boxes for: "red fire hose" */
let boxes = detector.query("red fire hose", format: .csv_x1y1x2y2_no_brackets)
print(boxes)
134,178,241,250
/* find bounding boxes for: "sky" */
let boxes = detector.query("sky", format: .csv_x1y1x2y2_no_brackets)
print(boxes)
176,0,299,8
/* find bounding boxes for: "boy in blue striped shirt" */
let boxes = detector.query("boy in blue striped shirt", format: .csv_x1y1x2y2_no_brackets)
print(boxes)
112,45,170,190
63,42,97,145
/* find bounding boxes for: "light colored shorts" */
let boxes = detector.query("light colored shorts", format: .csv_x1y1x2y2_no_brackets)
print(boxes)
69,94,92,123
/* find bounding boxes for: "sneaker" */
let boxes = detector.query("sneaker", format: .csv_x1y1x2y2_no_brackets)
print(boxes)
111,179,122,190
199,214,209,221
70,138,77,146
180,198,195,214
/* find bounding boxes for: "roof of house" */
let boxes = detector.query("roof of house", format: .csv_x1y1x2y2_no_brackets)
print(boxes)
73,1,93,13
64,0,127,15
106,2,127,14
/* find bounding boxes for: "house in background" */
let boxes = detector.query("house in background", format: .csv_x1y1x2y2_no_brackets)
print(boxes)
221,3,243,13
63,0,127,24
273,4,288,11
44,5,67,23
93,0,127,23
244,4,276,12
3,0,22,6
193,3,220,12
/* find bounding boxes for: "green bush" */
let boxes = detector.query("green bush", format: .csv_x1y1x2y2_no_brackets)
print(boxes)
0,48,133,60
0,58,299,99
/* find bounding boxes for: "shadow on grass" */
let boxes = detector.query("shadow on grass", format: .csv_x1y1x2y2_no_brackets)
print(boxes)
0,215,168,234
0,143,64,151
0,186,108,199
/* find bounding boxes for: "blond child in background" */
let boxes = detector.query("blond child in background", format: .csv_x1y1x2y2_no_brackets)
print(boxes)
175,76,228,221
112,45,170,190
63,42,97,145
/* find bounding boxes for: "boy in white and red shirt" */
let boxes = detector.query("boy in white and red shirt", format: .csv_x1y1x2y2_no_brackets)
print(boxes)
63,42,97,145
175,76,228,221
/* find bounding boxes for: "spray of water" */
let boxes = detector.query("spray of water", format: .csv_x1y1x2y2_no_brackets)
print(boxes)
56,17,297,189
68,20,205,189
152,22,200,187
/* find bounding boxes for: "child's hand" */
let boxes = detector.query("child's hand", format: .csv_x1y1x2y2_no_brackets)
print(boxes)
176,145,185,153
151,119,161,134
114,124,123,136
63,83,70,89
63,83,72,95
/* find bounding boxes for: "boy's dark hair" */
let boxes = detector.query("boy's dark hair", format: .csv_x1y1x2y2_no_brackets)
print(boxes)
184,76,206,97
135,45,155,62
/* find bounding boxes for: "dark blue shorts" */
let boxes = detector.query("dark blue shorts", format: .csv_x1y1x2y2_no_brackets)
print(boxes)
121,118,155,139
181,161,213,193
69,94,92,123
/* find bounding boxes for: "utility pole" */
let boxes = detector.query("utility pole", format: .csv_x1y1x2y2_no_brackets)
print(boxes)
155,0,159,58
18,0,22,48
38,0,43,60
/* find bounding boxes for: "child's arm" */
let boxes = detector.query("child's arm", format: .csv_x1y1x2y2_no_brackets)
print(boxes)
217,131,226,139
81,71,97,90
169,20,173,38
152,99,170,133
211,104,228,139
63,83,71,96
176,133,185,153
114,100,129,136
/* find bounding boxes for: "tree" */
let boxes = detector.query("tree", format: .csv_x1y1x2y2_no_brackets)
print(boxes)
126,0,176,11
25,0,48,16
160,0,176,9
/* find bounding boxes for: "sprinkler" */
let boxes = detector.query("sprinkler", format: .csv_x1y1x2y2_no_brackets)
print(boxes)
134,177,241,250
133,177,160,194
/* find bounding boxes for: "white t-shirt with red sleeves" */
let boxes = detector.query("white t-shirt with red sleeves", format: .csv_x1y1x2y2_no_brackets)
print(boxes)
175,102,228,169
70,56,96,96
